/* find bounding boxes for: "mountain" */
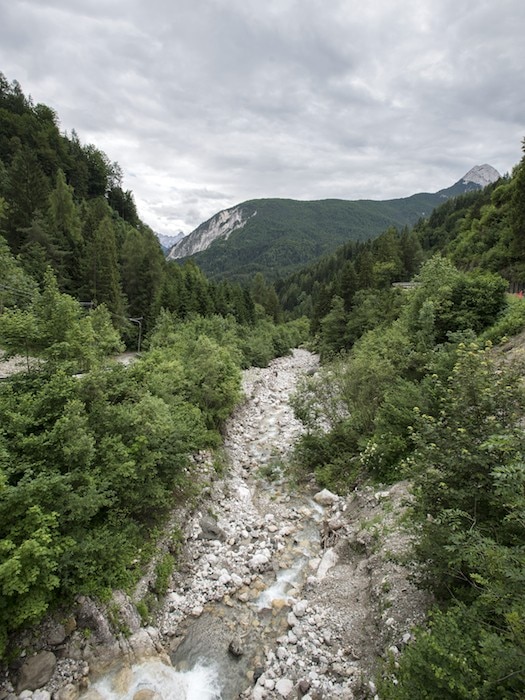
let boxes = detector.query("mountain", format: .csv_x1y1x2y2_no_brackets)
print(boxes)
166,166,500,281
156,231,185,252
436,164,501,199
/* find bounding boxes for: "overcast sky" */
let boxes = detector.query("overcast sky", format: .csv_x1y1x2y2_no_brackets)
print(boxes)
1,0,524,236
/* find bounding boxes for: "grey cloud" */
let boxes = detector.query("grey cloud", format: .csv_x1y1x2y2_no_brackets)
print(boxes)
0,0,523,234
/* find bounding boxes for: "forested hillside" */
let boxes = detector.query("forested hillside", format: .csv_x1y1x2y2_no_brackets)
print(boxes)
277,149,525,361
0,73,261,344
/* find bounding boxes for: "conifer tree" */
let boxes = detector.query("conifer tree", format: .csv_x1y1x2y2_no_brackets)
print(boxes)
86,215,125,320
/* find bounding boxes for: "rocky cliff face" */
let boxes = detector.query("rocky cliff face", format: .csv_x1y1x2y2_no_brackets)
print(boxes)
166,205,255,260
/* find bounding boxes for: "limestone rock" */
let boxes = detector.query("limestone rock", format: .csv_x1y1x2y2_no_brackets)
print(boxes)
47,622,67,646
76,597,114,645
313,489,338,506
275,677,294,697
316,548,338,580
16,651,57,693
33,691,52,700
292,600,308,618
111,590,142,635
133,690,161,700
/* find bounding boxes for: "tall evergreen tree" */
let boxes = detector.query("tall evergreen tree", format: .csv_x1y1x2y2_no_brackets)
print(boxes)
86,215,125,319
4,145,49,251
46,169,84,292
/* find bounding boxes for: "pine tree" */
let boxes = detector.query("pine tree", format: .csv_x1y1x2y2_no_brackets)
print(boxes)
86,215,125,319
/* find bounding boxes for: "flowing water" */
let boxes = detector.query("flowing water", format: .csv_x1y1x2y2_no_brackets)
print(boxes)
85,659,222,699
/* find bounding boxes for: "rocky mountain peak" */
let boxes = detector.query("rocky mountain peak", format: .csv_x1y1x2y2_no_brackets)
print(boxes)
461,164,501,187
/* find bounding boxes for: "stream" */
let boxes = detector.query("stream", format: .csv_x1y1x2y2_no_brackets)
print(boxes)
82,349,331,700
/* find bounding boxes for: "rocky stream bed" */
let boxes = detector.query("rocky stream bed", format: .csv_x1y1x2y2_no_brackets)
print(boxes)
1,349,430,700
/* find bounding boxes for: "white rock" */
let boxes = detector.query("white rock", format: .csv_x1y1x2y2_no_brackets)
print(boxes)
316,548,339,580
313,489,338,506
191,605,204,617
249,553,270,570
275,678,294,697
33,692,51,700
231,573,243,587
287,612,298,627
293,600,308,617
276,646,288,660
218,572,232,586
251,685,267,700
237,485,251,501
167,592,185,610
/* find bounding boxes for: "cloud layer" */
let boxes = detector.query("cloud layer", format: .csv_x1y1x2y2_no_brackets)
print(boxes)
2,0,524,234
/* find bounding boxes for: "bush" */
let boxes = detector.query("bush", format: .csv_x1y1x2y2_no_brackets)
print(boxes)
480,293,525,344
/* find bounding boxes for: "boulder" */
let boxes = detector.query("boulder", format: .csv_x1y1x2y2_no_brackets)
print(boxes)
16,651,57,693
133,691,160,700
228,637,244,657
197,516,226,541
292,600,308,618
249,553,270,571
47,622,67,646
313,489,338,506
275,677,294,697
111,590,141,635
76,597,114,645
316,548,338,580
33,691,52,700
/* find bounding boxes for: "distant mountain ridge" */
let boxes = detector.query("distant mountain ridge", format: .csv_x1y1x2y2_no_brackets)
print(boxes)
156,231,185,252
166,165,500,281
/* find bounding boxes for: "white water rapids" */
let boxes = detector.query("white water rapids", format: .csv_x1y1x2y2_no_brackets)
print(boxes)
87,659,221,699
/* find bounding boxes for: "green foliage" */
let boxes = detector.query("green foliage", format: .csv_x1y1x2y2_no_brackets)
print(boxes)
154,553,175,596
409,342,525,594
479,293,525,344
379,343,525,697
0,507,64,657
380,603,524,699
403,256,508,345
0,307,258,650
0,269,124,370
